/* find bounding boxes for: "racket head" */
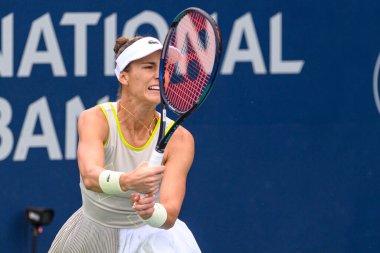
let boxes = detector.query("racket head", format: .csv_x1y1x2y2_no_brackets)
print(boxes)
159,7,222,116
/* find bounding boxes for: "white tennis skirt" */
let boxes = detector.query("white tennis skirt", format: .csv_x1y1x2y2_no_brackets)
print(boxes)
49,207,201,253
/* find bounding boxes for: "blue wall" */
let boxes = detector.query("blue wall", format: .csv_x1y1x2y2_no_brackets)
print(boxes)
1,1,380,252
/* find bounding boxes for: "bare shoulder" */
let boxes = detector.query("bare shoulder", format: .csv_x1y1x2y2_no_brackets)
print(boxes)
163,125,195,166
78,106,106,125
78,105,108,141
170,125,194,146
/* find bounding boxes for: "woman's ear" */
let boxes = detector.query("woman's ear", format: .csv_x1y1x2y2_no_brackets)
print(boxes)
119,72,129,86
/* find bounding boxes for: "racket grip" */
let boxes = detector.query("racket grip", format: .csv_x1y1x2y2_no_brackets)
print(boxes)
149,149,164,166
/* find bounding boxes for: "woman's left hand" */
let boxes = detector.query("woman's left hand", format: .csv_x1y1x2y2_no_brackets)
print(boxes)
131,193,156,220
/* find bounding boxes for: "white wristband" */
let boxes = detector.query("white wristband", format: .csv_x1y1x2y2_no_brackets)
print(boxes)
143,203,168,228
99,170,124,194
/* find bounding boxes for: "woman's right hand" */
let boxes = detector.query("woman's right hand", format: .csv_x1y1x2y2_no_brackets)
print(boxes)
130,193,156,220
120,161,165,193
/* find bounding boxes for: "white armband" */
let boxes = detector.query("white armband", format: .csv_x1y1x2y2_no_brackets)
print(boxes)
99,170,124,194
143,203,168,228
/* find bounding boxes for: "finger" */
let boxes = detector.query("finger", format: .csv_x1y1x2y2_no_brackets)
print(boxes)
152,183,161,190
134,194,141,202
150,165,165,174
137,202,155,209
130,193,139,200
129,195,136,205
137,207,155,218
143,192,155,198
133,202,155,212
137,161,149,169
139,195,155,204
134,194,155,207
153,173,164,180
148,175,163,185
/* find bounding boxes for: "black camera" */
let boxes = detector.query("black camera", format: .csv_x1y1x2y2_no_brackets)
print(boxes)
25,207,54,227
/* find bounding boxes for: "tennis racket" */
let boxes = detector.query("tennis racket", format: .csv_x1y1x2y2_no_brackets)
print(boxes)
149,7,222,166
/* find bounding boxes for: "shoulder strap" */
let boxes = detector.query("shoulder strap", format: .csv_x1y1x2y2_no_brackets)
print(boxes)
96,102,118,147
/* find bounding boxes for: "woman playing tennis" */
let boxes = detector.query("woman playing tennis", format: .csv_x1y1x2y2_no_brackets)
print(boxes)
48,35,201,253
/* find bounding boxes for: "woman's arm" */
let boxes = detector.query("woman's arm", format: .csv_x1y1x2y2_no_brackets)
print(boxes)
77,106,108,192
133,126,194,229
77,106,165,194
159,126,194,228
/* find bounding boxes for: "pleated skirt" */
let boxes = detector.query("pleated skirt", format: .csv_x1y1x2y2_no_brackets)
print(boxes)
48,207,201,253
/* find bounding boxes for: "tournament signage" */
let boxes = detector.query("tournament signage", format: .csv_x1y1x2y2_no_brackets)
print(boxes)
0,11,304,162
0,1,379,252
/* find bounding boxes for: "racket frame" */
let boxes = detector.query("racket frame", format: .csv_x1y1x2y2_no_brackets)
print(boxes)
155,7,222,153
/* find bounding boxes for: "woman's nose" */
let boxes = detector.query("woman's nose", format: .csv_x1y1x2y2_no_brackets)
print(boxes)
155,67,159,79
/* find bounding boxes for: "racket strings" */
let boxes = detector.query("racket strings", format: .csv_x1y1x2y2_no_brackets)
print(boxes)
163,11,217,113
167,58,210,111
167,64,209,108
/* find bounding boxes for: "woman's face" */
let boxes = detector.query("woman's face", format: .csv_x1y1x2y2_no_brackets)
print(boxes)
123,50,161,105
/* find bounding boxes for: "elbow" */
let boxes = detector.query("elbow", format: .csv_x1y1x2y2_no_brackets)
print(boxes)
82,175,97,191
82,177,92,189
158,202,183,229
165,221,175,230
162,222,175,230
162,214,178,230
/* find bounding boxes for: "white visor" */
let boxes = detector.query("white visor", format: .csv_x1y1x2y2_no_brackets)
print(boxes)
115,37,163,81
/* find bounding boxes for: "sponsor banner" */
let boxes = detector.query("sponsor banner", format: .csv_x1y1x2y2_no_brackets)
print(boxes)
0,1,379,252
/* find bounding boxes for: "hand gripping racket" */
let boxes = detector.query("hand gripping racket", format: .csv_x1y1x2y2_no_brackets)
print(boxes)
149,7,222,166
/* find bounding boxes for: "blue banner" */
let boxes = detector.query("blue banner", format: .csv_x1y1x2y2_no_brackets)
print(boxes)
1,0,379,252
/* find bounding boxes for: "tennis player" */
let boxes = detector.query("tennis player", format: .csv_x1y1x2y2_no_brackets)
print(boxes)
48,36,201,252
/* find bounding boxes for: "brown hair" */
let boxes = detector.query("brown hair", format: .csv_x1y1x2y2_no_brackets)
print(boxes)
114,36,143,98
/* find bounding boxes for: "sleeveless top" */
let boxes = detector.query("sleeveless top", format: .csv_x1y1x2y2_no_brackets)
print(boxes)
80,102,173,228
